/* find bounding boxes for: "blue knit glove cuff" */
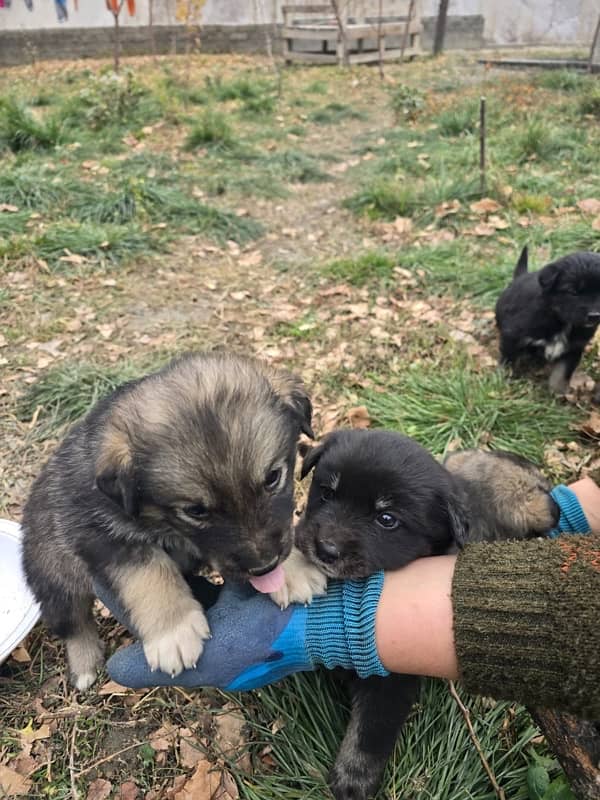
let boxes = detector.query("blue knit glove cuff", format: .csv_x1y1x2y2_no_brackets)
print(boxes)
305,571,389,678
547,485,591,538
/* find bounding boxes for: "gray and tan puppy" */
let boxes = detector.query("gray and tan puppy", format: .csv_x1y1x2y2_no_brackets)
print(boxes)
21,351,314,690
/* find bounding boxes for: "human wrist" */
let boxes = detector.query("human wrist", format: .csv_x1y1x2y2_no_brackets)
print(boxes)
548,484,592,537
566,477,600,534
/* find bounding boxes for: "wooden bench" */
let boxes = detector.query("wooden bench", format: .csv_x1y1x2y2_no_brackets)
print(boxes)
282,2,421,66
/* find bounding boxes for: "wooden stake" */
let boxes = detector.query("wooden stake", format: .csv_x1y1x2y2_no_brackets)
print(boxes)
589,14,600,74
400,0,416,63
433,0,449,56
479,96,486,195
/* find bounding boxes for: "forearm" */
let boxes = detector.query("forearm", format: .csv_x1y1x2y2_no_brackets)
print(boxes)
568,477,600,533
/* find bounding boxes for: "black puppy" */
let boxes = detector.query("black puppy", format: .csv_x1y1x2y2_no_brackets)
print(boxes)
495,247,600,394
289,430,557,800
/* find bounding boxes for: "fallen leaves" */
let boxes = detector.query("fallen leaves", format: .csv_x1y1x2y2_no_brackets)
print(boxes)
576,198,600,215
347,405,371,429
580,411,600,439
173,760,221,800
0,766,32,797
86,778,113,800
470,198,501,214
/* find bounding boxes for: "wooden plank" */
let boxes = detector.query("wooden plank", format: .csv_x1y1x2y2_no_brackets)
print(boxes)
282,4,331,13
283,26,338,40
284,50,339,63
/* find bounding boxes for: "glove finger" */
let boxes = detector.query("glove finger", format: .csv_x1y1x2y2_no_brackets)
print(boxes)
107,642,227,689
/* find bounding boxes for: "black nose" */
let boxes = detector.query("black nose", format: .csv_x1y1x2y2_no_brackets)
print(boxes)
247,555,279,576
316,539,340,564
587,311,600,322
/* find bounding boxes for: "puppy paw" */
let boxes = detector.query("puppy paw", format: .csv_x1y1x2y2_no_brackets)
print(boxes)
270,548,327,609
66,631,105,691
329,761,381,800
143,606,210,676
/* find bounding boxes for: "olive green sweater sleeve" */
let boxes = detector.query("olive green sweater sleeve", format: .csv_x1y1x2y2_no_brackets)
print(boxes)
452,533,600,718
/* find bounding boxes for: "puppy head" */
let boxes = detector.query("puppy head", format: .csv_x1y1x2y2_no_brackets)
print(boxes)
95,352,312,582
295,429,468,579
538,252,600,328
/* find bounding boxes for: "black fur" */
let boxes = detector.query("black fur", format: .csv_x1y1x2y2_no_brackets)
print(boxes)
495,247,600,394
296,429,469,800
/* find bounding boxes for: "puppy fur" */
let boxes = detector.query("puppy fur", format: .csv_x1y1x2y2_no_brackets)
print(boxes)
282,430,557,800
21,351,312,690
495,247,600,394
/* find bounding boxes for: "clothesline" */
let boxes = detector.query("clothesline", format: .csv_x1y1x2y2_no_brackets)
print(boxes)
0,0,136,22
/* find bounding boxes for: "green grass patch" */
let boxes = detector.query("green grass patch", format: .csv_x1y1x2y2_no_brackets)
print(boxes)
235,674,557,800
535,69,588,92
0,97,64,152
364,363,581,462
323,251,396,286
309,102,366,124
578,83,600,117
17,360,153,436
435,98,480,136
184,108,237,150
260,150,331,183
512,118,573,162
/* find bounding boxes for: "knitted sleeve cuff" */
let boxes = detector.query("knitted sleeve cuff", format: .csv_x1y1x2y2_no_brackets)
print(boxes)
547,485,591,537
305,571,389,678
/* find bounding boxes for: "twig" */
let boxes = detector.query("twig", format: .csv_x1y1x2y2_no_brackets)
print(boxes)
75,741,144,778
448,681,506,800
400,0,416,62
479,96,486,195
69,724,80,800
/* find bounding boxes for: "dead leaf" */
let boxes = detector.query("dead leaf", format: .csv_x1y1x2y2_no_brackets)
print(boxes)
393,216,413,234
212,771,239,800
173,760,220,800
214,709,246,758
179,736,204,769
86,778,113,800
10,645,31,663
0,766,32,797
98,679,130,696
19,719,51,744
487,215,510,230
470,198,501,214
435,199,461,218
117,781,139,800
0,203,19,212
580,411,600,438
149,724,178,752
472,223,495,237
8,755,38,778
230,290,250,301
347,406,371,429
576,198,600,215
592,216,600,232
238,251,263,268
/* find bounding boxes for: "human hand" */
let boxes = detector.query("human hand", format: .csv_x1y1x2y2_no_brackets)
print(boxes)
97,573,388,691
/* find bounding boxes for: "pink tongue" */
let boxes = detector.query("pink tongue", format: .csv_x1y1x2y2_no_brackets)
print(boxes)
249,564,285,593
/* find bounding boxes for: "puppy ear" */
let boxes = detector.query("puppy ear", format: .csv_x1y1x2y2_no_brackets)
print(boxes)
447,493,470,548
300,442,327,479
95,423,140,517
267,368,314,439
513,245,528,279
538,262,561,293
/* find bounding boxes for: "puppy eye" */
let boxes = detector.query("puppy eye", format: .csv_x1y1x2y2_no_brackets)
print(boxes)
183,503,210,520
320,487,335,502
264,468,283,492
376,512,399,530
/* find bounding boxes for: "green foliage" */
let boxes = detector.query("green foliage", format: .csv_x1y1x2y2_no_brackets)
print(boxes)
323,251,396,286
511,192,553,214
535,69,587,92
344,178,420,219
206,74,274,102
0,97,64,152
578,83,600,117
261,150,330,183
61,69,151,131
17,360,152,436
514,119,571,161
436,98,480,136
184,108,237,150
364,364,581,462
388,84,425,122
309,102,366,124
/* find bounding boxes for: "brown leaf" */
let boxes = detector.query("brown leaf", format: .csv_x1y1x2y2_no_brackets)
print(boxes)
347,406,371,429
179,736,204,769
580,411,600,438
214,709,246,757
487,215,510,230
173,760,219,800
238,251,263,268
149,724,178,752
0,766,32,796
592,216,600,232
576,198,600,215
393,216,413,234
212,770,239,800
470,198,501,214
86,778,112,800
0,203,19,213
10,645,31,663
117,781,139,800
98,679,130,696
434,200,461,218
19,720,51,744
472,223,495,237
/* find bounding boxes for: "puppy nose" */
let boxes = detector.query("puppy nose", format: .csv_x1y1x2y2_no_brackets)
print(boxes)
316,539,340,564
587,311,600,322
247,555,279,576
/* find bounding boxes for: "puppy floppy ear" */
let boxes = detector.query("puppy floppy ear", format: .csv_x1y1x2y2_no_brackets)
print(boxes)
267,368,314,439
538,262,561,293
95,423,140,517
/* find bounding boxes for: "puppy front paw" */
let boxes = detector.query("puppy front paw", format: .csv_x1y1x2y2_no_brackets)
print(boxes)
143,606,210,676
271,548,327,609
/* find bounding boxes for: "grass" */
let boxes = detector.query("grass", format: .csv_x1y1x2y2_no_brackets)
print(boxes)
0,96,64,152
323,251,396,286
234,675,558,800
309,102,366,124
363,364,581,463
436,99,480,136
184,108,237,150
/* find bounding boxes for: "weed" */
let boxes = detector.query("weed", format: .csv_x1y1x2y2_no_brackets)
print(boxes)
206,75,274,102
309,102,366,124
61,70,152,132
184,108,237,150
364,363,581,463
436,99,479,136
273,313,323,340
513,118,570,161
578,83,600,117
306,80,328,94
0,97,63,152
511,192,553,214
261,150,330,183
536,69,587,92
0,163,67,209
388,84,425,122
344,178,419,219
323,251,396,286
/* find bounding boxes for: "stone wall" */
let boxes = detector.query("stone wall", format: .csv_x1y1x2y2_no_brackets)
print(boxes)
0,16,485,66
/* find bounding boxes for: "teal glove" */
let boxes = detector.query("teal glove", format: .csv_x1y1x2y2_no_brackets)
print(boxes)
98,573,388,691
548,485,591,538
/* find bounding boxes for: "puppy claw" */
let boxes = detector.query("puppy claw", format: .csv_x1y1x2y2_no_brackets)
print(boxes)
143,605,210,677
271,548,327,609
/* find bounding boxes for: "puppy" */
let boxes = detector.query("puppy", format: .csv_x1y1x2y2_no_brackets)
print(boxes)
21,351,313,690
495,247,600,394
277,430,557,800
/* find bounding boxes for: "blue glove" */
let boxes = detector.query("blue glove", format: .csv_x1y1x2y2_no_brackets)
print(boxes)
97,573,388,691
547,485,591,538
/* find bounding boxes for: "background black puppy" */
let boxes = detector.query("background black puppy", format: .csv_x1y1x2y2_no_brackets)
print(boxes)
289,430,557,800
495,247,600,394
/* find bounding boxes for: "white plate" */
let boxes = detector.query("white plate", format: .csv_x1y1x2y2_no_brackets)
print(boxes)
0,519,41,664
